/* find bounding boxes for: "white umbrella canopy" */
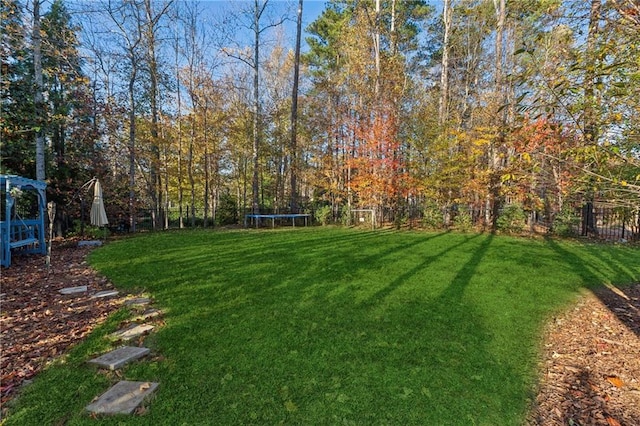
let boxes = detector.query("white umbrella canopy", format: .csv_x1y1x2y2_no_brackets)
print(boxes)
90,179,109,227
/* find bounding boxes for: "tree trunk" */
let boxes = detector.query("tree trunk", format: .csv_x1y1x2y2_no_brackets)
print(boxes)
584,0,601,145
374,0,381,98
128,73,137,233
251,0,261,214
33,0,45,181
175,31,184,229
487,0,506,230
203,101,209,227
289,0,303,213
204,147,210,227
439,0,452,127
143,0,167,230
189,117,196,227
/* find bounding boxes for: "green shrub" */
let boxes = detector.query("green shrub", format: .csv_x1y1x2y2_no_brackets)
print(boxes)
453,205,474,232
68,220,110,239
340,205,352,226
216,193,239,226
551,207,580,237
422,201,444,230
314,205,333,226
496,203,527,234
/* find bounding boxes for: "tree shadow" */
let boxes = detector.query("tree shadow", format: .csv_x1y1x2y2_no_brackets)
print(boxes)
592,283,640,337
150,231,530,422
543,237,640,339
361,232,482,306
538,237,640,425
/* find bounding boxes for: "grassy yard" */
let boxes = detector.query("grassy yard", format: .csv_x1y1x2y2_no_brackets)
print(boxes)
4,228,640,425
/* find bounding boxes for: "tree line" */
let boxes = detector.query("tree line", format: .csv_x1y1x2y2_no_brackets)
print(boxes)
2,0,639,235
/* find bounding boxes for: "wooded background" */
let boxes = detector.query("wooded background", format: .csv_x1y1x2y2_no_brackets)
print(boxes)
2,0,639,236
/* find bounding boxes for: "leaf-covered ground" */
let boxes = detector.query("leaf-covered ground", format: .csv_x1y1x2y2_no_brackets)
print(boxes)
529,282,640,425
1,240,638,424
0,241,123,414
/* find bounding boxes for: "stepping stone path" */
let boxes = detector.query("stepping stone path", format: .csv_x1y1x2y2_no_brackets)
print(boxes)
89,346,150,370
85,381,159,415
125,297,152,306
92,290,119,298
85,294,163,416
138,308,161,320
59,285,88,295
110,324,154,341
78,240,103,247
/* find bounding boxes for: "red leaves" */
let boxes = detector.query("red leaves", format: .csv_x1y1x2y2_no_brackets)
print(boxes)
345,106,417,208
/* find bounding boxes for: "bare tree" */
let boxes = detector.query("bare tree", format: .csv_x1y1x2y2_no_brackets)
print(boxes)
104,0,145,232
220,0,288,214
142,0,173,230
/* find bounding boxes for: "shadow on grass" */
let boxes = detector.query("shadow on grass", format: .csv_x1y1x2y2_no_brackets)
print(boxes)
143,231,529,423
78,230,640,424
149,230,454,311
540,237,640,425
362,232,482,306
544,237,640,338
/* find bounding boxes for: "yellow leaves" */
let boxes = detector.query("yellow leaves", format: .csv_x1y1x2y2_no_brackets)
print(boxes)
473,137,491,147
521,152,532,163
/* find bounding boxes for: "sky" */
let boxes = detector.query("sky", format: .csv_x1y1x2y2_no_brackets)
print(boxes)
192,0,330,51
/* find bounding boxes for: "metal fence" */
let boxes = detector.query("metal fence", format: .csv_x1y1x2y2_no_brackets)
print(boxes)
580,203,640,241
114,202,640,242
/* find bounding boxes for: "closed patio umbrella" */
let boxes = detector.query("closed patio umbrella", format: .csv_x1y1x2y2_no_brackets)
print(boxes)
90,179,109,227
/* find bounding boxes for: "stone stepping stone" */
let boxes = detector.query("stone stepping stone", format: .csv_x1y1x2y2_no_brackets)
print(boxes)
138,309,162,320
59,285,88,295
78,240,103,247
125,297,152,306
86,380,159,415
110,324,154,341
88,346,150,370
92,290,119,299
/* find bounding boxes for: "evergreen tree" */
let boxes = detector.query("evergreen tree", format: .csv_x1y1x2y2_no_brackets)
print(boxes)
43,0,104,234
1,0,36,176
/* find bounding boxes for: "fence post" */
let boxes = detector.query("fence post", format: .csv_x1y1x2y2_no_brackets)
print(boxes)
581,202,596,236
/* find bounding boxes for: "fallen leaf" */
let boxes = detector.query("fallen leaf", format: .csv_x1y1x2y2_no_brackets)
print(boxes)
606,416,622,426
135,405,148,415
606,376,624,388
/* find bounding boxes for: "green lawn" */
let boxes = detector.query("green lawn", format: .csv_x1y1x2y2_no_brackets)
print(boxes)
4,228,640,425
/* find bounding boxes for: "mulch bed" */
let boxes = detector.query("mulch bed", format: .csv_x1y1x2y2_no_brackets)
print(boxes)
1,241,124,414
529,283,640,425
1,241,639,424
